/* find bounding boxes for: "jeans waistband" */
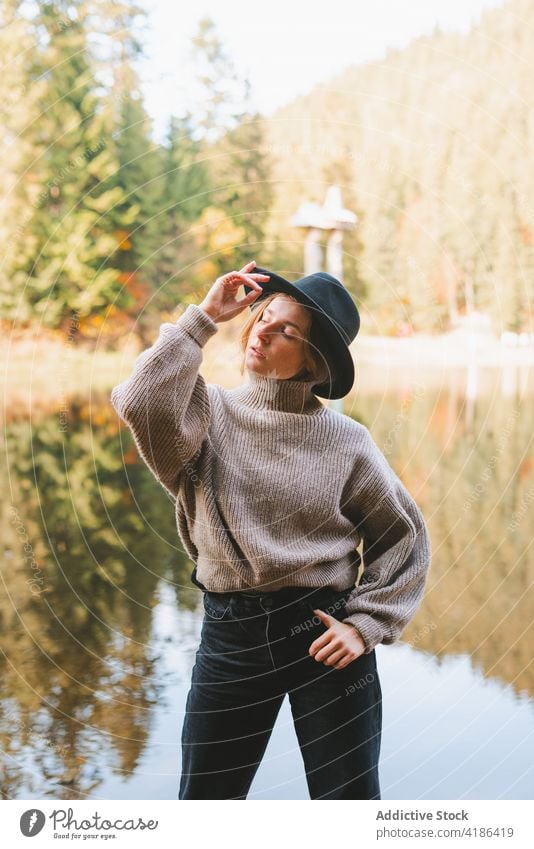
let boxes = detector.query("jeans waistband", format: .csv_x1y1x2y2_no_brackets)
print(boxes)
191,567,354,612
205,583,354,614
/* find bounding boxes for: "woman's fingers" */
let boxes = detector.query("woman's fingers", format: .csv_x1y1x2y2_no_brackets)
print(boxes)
240,271,270,284
308,629,333,656
205,265,269,320
222,270,267,284
322,648,347,667
239,260,257,273
333,656,353,670
241,288,264,304
221,271,267,292
314,639,343,663
238,260,270,277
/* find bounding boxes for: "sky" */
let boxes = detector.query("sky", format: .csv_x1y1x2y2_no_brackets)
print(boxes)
140,0,505,142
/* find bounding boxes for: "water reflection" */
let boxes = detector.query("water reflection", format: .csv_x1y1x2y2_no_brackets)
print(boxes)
1,398,195,798
1,373,532,799
347,370,533,701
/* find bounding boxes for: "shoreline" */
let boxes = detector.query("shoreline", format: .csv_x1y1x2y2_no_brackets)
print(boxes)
2,331,533,422
353,331,534,368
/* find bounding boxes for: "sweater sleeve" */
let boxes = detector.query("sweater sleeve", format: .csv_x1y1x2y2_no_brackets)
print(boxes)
340,427,432,654
110,304,219,498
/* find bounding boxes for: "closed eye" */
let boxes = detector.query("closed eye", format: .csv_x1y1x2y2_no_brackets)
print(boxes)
258,318,295,337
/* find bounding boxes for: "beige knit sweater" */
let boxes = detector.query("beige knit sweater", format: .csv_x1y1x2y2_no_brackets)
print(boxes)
110,303,432,654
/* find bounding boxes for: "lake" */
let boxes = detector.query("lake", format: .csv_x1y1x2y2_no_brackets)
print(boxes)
1,363,533,799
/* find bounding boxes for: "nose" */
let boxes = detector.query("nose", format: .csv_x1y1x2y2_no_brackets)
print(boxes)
256,321,275,343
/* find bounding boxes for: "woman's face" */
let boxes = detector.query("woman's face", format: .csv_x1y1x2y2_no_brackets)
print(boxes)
245,296,312,380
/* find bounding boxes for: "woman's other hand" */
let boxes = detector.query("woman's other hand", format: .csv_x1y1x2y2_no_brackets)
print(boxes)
199,261,269,323
309,609,366,670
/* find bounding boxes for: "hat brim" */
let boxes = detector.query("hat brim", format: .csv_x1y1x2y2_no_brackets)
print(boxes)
243,267,355,400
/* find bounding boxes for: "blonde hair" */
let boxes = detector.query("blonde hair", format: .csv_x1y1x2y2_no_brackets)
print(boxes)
238,293,332,385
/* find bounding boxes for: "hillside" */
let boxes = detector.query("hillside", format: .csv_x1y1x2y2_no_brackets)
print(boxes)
258,0,533,335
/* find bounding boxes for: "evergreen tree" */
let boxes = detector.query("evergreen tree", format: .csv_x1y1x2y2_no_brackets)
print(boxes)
148,114,212,314
15,0,130,333
189,17,244,142
0,0,41,325
213,108,274,266
188,19,274,274
164,114,211,224
105,65,163,292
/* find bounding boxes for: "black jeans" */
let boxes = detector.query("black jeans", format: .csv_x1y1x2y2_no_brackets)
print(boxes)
179,583,382,800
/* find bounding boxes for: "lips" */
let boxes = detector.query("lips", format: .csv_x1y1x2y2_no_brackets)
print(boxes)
250,346,266,359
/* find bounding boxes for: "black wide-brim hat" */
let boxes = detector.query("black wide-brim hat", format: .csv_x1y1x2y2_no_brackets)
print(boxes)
243,267,360,400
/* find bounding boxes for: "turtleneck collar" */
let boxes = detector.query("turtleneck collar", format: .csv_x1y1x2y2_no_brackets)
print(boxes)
229,371,324,414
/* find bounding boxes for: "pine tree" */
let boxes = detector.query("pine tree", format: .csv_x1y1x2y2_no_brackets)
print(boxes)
15,0,130,333
106,66,163,284
213,108,274,266
0,0,42,325
164,114,211,224
147,114,211,315
188,19,274,274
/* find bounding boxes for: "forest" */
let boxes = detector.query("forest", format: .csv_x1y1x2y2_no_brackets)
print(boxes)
1,0,532,345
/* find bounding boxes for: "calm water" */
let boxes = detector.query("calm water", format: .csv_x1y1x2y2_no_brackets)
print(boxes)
1,366,533,799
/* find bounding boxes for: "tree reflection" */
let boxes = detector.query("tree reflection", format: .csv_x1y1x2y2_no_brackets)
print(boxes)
1,395,194,798
353,384,534,699
1,380,532,798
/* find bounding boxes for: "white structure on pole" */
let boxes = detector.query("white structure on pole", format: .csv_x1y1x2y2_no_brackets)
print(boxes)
291,186,357,277
290,186,358,411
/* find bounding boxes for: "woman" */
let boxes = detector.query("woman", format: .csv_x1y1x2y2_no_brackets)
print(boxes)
110,260,432,800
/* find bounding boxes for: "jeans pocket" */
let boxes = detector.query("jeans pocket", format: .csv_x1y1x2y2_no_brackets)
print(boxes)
311,590,350,621
203,592,231,620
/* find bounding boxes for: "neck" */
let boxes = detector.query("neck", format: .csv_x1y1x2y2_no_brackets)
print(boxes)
231,370,323,414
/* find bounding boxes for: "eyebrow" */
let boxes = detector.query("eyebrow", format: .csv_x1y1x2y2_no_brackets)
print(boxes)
262,307,304,332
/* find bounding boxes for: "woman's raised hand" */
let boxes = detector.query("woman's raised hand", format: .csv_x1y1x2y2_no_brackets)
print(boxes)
199,261,269,323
